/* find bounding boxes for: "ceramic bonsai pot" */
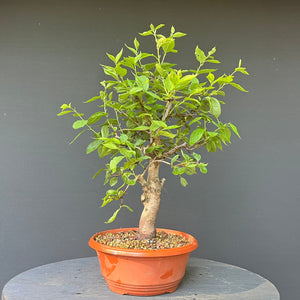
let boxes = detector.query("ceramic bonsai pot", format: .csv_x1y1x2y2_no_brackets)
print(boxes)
89,227,198,296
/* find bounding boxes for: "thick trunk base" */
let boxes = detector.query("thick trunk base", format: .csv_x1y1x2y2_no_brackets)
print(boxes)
137,161,165,240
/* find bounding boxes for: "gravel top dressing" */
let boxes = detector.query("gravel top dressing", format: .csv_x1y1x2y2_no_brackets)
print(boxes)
95,230,191,250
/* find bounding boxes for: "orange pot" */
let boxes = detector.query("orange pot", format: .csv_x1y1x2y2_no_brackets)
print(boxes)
89,228,198,296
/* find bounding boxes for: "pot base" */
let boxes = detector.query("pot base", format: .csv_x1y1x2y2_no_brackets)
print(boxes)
106,277,181,296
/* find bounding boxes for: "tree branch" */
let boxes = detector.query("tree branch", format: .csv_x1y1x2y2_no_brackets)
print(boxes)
120,111,141,127
136,172,147,187
119,184,131,206
162,140,207,158
162,99,173,121
163,142,187,158
135,96,151,126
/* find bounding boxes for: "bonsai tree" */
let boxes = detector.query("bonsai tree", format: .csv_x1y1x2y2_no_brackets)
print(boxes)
58,24,248,240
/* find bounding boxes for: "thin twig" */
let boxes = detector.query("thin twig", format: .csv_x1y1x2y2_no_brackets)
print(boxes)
135,96,151,126
162,140,206,158
120,111,141,127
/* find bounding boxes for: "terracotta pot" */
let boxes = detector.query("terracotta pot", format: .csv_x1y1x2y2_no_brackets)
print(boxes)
89,227,198,296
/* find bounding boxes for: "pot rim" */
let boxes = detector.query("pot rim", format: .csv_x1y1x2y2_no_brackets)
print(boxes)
89,227,198,257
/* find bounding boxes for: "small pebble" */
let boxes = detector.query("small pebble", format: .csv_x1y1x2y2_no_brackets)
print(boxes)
95,230,190,250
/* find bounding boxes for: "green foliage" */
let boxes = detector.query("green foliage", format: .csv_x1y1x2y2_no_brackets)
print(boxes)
58,24,248,223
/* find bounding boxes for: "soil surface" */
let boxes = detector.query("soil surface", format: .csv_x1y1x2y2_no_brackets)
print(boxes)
95,230,190,250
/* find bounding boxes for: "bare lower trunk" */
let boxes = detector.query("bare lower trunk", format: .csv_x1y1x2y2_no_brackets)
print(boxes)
137,161,165,240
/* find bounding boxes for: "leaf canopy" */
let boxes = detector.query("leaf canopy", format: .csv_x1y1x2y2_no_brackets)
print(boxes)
58,24,248,223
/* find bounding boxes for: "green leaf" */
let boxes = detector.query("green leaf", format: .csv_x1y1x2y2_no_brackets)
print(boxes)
192,152,202,162
208,131,218,137
105,208,121,224
131,125,149,131
209,97,221,118
92,168,105,179
72,120,88,129
217,75,233,85
120,148,135,159
158,131,176,139
150,120,167,131
102,65,118,79
141,53,155,59
115,48,123,64
73,113,84,117
180,177,188,187
122,204,134,212
155,63,165,76
84,95,102,103
101,125,109,138
139,30,152,36
109,177,118,187
88,112,107,125
235,67,249,75
136,75,149,91
207,59,221,64
173,166,185,175
157,37,167,48
214,137,223,150
230,82,248,92
206,140,217,152
146,91,162,100
125,44,137,55
98,145,112,158
104,142,119,150
86,139,102,154
155,24,165,30
189,116,202,126
165,77,175,93
220,127,231,143
207,73,215,83
110,156,124,172
181,151,190,161
106,189,118,196
106,53,115,63
171,154,179,166
115,66,127,77
122,174,136,185
129,87,143,95
195,46,206,64
229,123,241,138
134,52,143,63
197,68,217,75
162,38,175,53
173,32,186,38
134,38,140,50
57,110,73,116
120,134,129,143
189,128,205,145
60,103,70,110
184,166,196,175
119,92,130,102
199,164,208,174
208,47,216,56
180,74,196,83
166,125,180,130
69,129,87,144
144,62,156,71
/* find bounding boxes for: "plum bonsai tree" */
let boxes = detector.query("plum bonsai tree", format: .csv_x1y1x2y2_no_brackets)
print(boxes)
58,24,248,240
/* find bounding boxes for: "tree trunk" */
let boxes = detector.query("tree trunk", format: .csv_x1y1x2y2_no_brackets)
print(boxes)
137,161,165,240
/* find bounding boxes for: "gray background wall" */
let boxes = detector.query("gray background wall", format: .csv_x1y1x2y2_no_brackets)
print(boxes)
1,0,299,299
